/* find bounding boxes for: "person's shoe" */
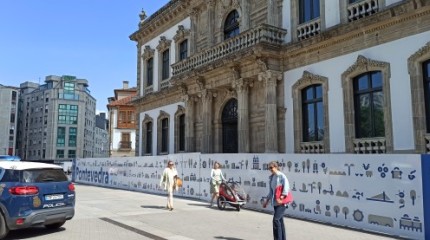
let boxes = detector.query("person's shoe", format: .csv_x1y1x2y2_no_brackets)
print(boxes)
169,208,173,211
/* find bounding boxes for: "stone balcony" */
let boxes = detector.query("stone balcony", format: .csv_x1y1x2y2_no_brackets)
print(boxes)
171,24,287,76
348,0,379,22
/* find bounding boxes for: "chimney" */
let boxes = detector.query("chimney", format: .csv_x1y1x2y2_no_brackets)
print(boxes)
123,81,129,89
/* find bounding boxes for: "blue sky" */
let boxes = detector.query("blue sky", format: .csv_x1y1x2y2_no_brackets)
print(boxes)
0,0,169,112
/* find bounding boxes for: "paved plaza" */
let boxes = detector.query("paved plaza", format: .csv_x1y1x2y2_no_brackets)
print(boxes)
5,184,400,240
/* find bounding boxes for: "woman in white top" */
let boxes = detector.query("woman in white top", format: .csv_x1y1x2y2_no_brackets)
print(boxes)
160,160,178,211
210,162,225,207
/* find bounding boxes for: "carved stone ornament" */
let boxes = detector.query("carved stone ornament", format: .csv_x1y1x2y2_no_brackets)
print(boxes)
230,66,241,80
195,76,205,90
343,55,388,77
142,114,152,123
176,105,185,115
138,10,147,27
221,0,239,8
292,71,328,90
173,25,191,42
142,45,155,60
156,36,172,52
256,58,268,72
222,0,231,7
179,83,188,95
408,41,430,63
232,78,253,92
158,110,169,120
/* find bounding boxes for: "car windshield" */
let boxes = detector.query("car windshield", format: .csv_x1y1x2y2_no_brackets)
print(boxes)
22,169,68,183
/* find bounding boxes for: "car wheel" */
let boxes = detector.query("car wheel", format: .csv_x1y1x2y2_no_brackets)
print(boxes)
0,212,9,239
45,221,66,229
217,196,226,210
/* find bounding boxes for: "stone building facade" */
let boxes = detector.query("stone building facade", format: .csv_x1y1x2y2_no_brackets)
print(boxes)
130,0,430,155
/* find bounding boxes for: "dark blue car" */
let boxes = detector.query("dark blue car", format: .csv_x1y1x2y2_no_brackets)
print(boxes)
0,160,75,239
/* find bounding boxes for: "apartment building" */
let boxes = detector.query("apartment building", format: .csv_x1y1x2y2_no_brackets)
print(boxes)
17,75,96,161
94,112,109,158
107,81,137,157
0,84,19,156
130,0,430,155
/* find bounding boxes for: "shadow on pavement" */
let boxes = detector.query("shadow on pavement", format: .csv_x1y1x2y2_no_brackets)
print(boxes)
214,236,244,240
140,205,166,209
4,227,65,240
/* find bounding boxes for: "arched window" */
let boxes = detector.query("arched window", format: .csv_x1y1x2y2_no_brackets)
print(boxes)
224,10,239,40
222,99,238,153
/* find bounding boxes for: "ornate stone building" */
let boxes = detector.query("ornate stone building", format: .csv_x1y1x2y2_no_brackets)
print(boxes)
130,0,430,155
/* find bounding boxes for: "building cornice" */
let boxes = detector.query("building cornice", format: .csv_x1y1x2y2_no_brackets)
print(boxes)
130,0,192,42
283,2,430,68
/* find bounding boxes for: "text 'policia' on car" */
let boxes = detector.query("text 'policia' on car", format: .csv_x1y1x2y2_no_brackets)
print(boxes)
0,157,75,239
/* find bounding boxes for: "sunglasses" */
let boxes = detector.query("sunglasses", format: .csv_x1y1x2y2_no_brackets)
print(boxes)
269,166,275,170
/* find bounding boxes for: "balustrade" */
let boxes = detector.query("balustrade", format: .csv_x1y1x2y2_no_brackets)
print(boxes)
348,0,379,22
171,24,287,76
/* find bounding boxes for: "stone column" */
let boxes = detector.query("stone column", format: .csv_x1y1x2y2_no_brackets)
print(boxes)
258,70,282,153
136,42,142,97
233,78,252,153
184,95,195,152
207,1,216,47
267,0,278,26
201,89,215,153
189,9,198,55
240,0,250,31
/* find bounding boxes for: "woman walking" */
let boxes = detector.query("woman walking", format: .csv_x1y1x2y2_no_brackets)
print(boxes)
160,160,178,211
209,161,225,207
263,161,290,240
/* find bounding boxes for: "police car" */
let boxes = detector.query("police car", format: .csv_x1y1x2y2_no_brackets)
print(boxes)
0,159,75,239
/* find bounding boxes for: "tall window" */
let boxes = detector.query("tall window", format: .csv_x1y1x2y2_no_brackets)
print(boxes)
11,91,17,102
162,49,170,80
118,110,134,128
10,113,15,123
120,133,131,149
423,60,430,133
222,99,238,153
145,122,152,154
161,118,169,153
69,127,77,147
179,40,188,61
179,114,185,151
57,127,66,147
224,10,240,40
353,71,384,138
302,84,324,142
68,150,76,158
56,150,64,158
299,0,320,24
58,104,78,124
147,58,153,86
